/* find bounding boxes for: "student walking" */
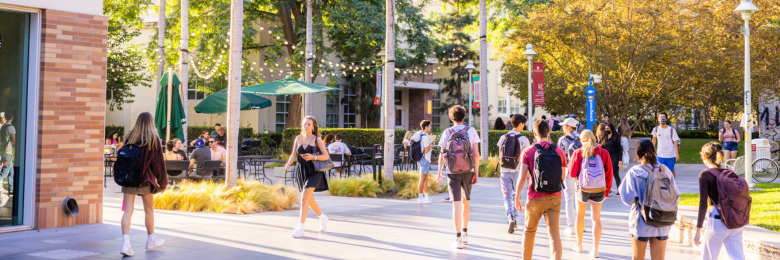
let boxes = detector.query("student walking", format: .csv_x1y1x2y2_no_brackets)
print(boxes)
412,120,437,203
619,139,680,260
436,105,481,249
598,123,623,194
719,120,741,164
568,130,613,258
515,119,566,260
557,118,582,236
496,114,530,233
694,142,750,260
285,116,331,238
118,112,168,256
652,112,680,176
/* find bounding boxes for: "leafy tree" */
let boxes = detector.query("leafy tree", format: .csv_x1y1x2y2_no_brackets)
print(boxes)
105,0,155,111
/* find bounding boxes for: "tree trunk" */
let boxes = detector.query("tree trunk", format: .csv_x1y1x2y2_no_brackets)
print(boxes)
383,0,396,182
157,0,166,94
478,0,488,159
225,0,244,188
180,0,189,144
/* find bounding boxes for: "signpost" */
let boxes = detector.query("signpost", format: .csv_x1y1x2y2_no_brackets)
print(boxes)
473,75,481,109
532,62,545,105
586,72,601,131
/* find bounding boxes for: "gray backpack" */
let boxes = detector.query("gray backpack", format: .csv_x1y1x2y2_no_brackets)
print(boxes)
639,165,679,227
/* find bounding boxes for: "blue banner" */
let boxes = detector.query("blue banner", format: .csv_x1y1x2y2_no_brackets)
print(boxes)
586,85,596,131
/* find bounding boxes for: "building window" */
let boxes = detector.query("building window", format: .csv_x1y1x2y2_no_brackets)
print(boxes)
343,87,356,128
275,95,291,132
432,92,441,128
326,92,340,128
395,90,402,105
188,80,207,100
498,84,522,115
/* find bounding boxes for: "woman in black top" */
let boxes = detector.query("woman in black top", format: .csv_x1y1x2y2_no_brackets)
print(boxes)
285,116,330,238
694,142,745,260
597,123,623,193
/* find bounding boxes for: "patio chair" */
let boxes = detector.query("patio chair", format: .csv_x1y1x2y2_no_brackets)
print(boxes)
188,160,222,181
328,153,351,178
354,147,375,174
165,160,190,186
723,156,745,175
249,141,262,155
240,139,253,155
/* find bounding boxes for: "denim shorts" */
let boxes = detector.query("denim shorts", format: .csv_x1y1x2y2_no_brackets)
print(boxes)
630,234,669,242
723,142,739,151
576,188,606,203
658,157,676,171
418,158,431,174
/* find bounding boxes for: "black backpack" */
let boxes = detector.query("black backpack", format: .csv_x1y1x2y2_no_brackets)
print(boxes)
532,143,564,193
114,144,145,187
552,120,562,131
499,133,525,169
409,132,426,162
0,124,9,152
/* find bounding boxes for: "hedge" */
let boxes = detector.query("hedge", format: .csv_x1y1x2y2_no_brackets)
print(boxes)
105,125,124,139
486,130,563,156
188,126,254,141
281,128,408,153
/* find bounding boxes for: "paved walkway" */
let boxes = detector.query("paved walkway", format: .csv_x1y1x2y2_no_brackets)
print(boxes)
0,164,710,260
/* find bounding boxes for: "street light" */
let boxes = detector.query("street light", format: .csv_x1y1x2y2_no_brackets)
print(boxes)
465,60,476,126
734,0,759,190
523,44,537,131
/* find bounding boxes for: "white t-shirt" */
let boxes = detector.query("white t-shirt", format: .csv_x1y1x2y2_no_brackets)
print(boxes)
327,141,351,167
496,130,530,172
411,131,432,161
438,125,480,174
651,125,680,158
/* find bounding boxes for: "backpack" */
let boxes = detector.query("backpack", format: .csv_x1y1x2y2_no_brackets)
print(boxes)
552,119,562,131
114,144,145,187
709,168,752,229
409,132,426,162
0,123,10,152
578,154,606,192
639,165,679,227
444,126,474,174
721,128,737,137
499,133,525,170
655,126,678,145
532,143,563,193
564,135,582,160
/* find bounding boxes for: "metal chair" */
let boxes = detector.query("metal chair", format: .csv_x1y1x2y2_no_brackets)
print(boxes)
328,153,351,178
188,160,222,181
240,139,253,155
165,160,190,185
249,141,262,155
354,148,375,174
723,156,746,175
282,164,298,188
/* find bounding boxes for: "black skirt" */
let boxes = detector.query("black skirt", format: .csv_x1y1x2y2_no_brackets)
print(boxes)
296,144,330,192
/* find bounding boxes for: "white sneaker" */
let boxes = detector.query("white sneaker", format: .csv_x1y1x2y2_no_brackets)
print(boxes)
145,238,165,251
452,237,464,249
120,244,134,256
424,196,432,203
417,197,431,204
319,215,329,232
564,227,575,236
291,227,305,238
0,187,7,194
589,248,599,258
0,194,8,207
571,244,583,253
462,233,468,244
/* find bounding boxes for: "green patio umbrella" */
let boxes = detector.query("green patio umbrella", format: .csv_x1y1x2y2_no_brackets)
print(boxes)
154,71,187,141
238,78,340,95
193,90,272,114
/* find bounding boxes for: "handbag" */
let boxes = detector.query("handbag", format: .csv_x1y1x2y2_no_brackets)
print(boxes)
312,151,335,172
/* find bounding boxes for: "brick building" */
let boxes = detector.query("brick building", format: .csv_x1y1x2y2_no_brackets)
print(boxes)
0,1,107,233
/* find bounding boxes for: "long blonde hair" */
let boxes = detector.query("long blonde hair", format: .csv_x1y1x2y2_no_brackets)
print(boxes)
299,116,322,137
580,130,598,158
404,132,414,141
124,112,161,151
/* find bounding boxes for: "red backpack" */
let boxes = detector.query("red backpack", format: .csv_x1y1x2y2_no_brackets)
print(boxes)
444,126,474,174
709,168,752,229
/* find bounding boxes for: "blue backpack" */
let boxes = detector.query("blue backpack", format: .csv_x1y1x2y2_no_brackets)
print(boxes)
114,144,145,187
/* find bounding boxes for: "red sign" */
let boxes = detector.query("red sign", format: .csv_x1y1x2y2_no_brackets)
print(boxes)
532,62,545,105
752,144,756,152
374,69,382,105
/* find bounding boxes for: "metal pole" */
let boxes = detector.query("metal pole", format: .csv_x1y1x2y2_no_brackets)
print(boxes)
180,0,189,145
383,0,396,182
166,68,173,143
527,56,533,132
225,0,244,187
304,0,313,116
742,15,756,189
468,70,472,126
157,0,166,94
479,0,488,159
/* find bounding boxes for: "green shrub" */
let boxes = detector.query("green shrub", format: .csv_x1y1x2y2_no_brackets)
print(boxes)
479,157,500,177
486,130,563,156
106,125,125,139
282,128,407,152
188,126,254,141
676,130,718,139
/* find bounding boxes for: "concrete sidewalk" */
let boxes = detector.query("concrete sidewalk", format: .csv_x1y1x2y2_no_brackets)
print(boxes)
0,164,711,260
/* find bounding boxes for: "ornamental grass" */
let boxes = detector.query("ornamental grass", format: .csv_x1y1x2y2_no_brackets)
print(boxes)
153,179,299,214
327,171,447,199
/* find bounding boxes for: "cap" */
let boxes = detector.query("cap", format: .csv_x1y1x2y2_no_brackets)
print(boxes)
194,138,206,148
569,114,575,118
562,118,579,128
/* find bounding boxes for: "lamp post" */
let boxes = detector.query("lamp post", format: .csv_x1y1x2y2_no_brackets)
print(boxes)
465,60,476,126
735,0,759,189
523,44,536,131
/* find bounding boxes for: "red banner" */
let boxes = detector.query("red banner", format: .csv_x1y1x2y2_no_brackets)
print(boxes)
374,69,382,105
532,62,545,105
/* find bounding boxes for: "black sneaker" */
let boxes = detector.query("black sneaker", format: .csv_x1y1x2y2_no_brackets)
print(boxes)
442,197,451,203
508,221,516,234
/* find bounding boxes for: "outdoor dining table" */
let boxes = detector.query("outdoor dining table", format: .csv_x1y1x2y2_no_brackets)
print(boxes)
238,156,281,183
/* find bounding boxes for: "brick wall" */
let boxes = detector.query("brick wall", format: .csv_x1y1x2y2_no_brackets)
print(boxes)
408,89,433,131
36,10,107,229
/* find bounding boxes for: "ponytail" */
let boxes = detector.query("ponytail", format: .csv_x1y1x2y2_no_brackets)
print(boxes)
580,130,598,158
700,142,724,166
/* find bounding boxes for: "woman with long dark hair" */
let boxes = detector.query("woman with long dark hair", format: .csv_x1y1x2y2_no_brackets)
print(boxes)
619,139,679,260
285,116,330,238
494,117,506,130
598,123,623,194
119,112,167,256
106,130,121,145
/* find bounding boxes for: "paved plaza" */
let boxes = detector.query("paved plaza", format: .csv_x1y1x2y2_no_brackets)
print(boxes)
0,164,710,259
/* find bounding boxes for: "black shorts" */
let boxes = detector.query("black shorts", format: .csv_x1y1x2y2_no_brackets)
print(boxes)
576,188,606,203
447,172,474,202
630,234,669,242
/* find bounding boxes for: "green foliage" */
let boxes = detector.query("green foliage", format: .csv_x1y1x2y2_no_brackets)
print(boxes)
676,138,745,164
676,131,719,139
281,128,407,153
478,156,500,178
328,171,447,199
187,126,254,141
104,0,154,111
105,125,125,139
485,130,563,156
679,183,780,232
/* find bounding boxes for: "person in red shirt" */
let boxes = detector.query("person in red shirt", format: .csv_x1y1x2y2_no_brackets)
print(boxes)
567,130,614,258
514,119,567,260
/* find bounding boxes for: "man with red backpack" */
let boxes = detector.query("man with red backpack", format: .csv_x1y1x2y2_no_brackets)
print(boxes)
436,105,481,249
514,119,567,260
